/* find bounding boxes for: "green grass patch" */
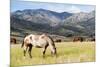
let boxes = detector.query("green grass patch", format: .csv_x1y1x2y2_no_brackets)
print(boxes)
10,42,95,67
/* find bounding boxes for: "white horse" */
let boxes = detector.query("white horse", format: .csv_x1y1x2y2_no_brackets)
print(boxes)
21,34,57,58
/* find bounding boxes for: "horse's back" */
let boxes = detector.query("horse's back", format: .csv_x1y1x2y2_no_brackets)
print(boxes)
24,34,48,47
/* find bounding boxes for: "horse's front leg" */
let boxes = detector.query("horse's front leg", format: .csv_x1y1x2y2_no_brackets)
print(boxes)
42,44,48,58
28,44,32,58
42,48,46,58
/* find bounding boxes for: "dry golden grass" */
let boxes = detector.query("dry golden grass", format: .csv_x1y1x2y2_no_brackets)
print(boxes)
10,42,95,67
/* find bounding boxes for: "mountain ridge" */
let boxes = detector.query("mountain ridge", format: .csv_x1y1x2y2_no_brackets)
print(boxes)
11,9,95,37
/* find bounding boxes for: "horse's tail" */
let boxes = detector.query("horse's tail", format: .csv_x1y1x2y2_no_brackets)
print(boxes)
21,34,28,48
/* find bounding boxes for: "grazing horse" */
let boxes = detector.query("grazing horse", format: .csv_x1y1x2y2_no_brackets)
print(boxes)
11,38,16,44
21,34,57,58
73,37,84,42
91,38,95,41
54,39,61,42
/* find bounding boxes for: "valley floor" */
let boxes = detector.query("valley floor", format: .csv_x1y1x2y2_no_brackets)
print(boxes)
10,42,95,67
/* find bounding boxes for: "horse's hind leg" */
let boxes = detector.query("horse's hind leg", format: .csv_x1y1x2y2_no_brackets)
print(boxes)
23,45,28,57
42,44,48,58
28,44,32,58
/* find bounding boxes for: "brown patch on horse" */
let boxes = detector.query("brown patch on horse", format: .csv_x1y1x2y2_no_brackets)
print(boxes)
41,36,45,38
30,36,32,40
35,45,42,48
41,34,46,38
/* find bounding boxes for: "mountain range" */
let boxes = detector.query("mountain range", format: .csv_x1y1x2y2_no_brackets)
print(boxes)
11,9,95,37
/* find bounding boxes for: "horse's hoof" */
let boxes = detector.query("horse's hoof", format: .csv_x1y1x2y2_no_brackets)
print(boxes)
43,56,45,58
30,56,32,58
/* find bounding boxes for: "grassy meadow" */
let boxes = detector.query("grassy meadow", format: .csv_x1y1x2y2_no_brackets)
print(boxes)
10,42,95,67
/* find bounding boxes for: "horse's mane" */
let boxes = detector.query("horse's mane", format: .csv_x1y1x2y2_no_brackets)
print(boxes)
46,35,55,47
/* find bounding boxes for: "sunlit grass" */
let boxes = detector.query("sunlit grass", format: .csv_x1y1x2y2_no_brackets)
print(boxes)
10,42,95,67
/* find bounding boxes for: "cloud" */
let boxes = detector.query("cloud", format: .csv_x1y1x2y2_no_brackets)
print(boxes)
68,6,81,13
44,4,69,13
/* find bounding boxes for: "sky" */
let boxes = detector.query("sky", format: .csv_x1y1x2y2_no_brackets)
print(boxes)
11,0,95,13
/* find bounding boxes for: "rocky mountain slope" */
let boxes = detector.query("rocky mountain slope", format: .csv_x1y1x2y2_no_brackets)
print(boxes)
11,9,95,37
